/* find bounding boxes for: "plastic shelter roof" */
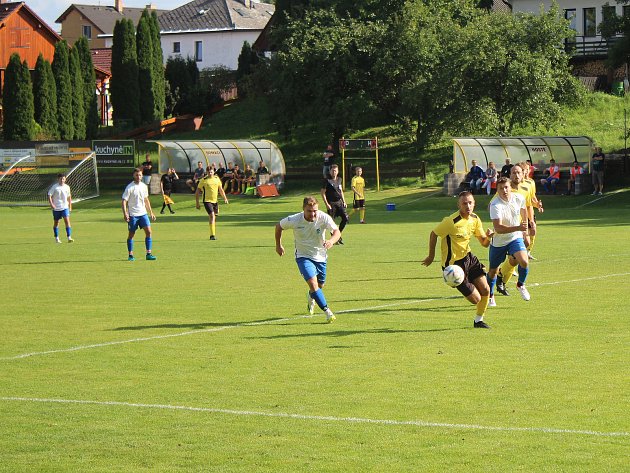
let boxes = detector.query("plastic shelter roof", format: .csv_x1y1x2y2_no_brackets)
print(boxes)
452,136,594,173
148,140,285,185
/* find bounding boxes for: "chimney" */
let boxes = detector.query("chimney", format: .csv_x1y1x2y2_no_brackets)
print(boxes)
146,3,156,10
115,0,123,13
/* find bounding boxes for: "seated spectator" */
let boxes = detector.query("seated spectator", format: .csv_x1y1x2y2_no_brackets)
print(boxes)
566,161,583,195
230,164,244,194
540,158,560,194
481,161,498,195
242,164,256,194
186,161,206,192
222,162,235,191
256,160,270,185
466,160,486,194
216,163,226,180
500,158,513,178
526,159,537,178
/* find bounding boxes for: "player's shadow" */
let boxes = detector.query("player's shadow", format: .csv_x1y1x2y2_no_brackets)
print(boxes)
338,295,459,303
110,317,285,331
251,327,463,340
0,259,120,266
340,276,438,282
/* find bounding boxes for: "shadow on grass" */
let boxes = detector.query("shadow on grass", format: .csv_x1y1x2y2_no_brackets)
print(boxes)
252,326,464,340
110,317,286,331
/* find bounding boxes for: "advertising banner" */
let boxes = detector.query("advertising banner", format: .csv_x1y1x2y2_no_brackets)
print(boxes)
92,140,135,167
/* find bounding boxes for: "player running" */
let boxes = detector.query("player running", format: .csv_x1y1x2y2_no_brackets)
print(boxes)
196,167,229,240
487,177,530,306
275,196,341,323
422,191,494,329
47,173,73,243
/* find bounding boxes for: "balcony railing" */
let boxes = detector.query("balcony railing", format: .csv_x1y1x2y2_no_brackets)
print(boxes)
565,35,621,57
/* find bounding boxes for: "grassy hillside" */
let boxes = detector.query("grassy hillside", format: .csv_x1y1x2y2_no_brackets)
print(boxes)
161,92,630,186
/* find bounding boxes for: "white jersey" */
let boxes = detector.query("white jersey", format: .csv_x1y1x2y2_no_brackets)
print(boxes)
279,210,338,262
489,192,525,247
47,183,71,211
122,181,149,217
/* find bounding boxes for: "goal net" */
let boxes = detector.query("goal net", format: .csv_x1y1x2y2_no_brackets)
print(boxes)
0,152,100,207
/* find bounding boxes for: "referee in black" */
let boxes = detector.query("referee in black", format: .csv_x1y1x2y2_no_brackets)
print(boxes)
320,164,349,245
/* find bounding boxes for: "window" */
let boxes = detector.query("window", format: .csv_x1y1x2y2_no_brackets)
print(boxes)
583,7,596,37
564,9,577,32
173,42,180,53
82,25,92,39
9,27,30,48
624,5,630,18
195,41,202,62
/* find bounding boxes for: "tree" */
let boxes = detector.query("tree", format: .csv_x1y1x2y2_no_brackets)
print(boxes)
164,56,200,115
236,41,259,97
136,11,155,124
2,54,35,140
52,40,74,140
75,37,100,139
69,46,86,139
150,10,166,121
33,54,58,139
111,18,140,127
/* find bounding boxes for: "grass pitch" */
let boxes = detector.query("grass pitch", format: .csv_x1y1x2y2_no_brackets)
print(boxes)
1,186,628,472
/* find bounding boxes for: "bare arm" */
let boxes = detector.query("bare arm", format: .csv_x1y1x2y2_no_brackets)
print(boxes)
320,187,331,209
219,185,229,204
421,231,439,266
275,223,285,256
476,228,494,248
492,218,527,234
195,186,202,209
122,199,130,222
324,228,341,248
144,197,156,221
67,192,72,212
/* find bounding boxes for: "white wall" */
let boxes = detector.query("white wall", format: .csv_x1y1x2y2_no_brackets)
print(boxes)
161,30,262,70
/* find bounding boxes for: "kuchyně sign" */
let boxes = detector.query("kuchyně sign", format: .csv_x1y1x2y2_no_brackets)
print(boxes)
92,140,135,167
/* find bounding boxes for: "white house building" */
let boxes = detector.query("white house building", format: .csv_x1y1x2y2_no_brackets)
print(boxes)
157,0,274,70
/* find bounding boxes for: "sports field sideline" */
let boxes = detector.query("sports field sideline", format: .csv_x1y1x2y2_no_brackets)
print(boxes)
1,187,628,472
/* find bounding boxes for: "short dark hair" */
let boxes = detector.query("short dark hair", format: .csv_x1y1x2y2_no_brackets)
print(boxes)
497,176,510,186
57,173,66,178
303,196,318,208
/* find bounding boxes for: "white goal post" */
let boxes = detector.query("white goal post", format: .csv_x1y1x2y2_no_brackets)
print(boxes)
0,152,100,207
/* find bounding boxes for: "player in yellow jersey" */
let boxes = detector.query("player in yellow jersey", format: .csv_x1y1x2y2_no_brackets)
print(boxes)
195,167,229,240
520,160,543,260
348,167,366,223
422,191,494,328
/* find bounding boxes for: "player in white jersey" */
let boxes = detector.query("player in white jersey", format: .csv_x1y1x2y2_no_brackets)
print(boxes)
275,196,341,322
487,177,530,306
47,173,74,243
122,168,157,261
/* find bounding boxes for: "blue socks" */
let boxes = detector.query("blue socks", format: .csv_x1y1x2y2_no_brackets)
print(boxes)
53,227,59,238
517,265,529,285
310,289,328,311
127,239,133,253
145,237,152,252
66,227,71,237
487,275,497,295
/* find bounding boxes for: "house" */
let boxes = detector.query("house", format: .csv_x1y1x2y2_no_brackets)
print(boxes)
0,1,61,94
91,48,113,125
158,0,274,70
55,0,167,48
510,0,625,57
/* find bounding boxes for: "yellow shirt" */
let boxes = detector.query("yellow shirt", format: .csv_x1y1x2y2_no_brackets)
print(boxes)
351,175,365,199
198,175,222,203
433,210,485,266
513,181,533,208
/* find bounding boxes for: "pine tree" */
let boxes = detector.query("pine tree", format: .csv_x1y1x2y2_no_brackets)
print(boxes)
33,54,59,139
111,18,140,127
69,47,86,139
150,10,165,121
75,37,100,139
136,11,155,124
52,40,74,140
2,54,35,140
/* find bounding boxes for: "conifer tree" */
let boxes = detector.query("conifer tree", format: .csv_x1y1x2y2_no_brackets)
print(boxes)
111,18,140,127
150,10,165,121
136,11,155,124
52,40,74,139
33,54,59,139
75,37,100,139
2,54,35,140
69,47,86,139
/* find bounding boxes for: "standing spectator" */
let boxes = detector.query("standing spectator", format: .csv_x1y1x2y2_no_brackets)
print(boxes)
47,173,74,243
160,168,179,214
540,158,560,194
141,154,153,186
591,147,605,195
322,144,335,178
421,191,494,328
122,168,156,261
500,158,513,178
275,196,341,323
481,161,497,195
196,167,229,240
466,160,486,194
186,161,206,192
320,164,349,245
348,166,366,223
565,161,583,195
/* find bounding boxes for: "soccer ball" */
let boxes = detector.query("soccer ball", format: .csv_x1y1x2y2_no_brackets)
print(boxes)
443,265,465,287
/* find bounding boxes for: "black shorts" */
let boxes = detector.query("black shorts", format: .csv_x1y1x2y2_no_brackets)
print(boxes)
203,202,218,215
444,253,486,297
328,201,348,219
353,199,365,209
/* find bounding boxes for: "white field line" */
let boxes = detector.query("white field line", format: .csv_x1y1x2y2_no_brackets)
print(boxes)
573,188,628,208
0,396,627,438
395,189,443,207
0,298,447,361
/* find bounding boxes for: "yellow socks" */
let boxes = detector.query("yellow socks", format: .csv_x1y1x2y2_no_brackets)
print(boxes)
476,295,489,316
500,259,517,285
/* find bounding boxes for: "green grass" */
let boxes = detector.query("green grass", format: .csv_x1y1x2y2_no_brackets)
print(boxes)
1,188,629,471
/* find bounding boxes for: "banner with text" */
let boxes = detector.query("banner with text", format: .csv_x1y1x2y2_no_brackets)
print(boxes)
92,140,135,167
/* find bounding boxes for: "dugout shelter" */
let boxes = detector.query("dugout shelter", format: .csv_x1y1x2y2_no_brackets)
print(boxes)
148,140,286,192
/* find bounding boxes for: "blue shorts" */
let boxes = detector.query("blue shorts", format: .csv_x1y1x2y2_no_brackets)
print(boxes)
489,238,527,269
128,214,151,232
52,209,70,220
296,257,327,284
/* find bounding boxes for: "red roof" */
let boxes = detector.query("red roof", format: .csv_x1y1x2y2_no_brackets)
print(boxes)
91,48,112,75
